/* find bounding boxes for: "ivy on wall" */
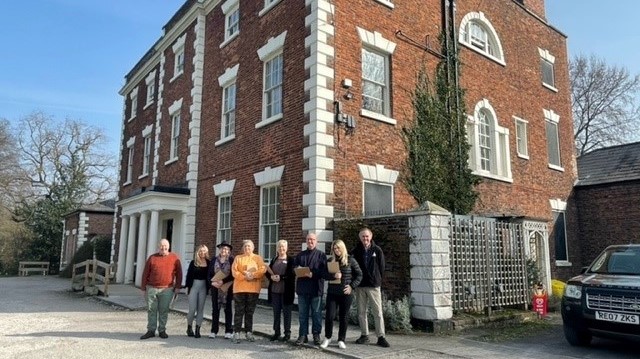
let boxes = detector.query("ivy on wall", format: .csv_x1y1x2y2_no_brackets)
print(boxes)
402,35,479,215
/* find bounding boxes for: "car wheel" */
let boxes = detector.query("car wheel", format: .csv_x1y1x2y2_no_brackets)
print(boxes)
563,324,592,346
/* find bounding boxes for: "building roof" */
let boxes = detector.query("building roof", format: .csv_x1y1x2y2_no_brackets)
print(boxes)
63,199,116,218
576,142,640,187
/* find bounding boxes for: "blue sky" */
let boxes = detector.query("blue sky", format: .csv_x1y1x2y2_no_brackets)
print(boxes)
0,1,636,155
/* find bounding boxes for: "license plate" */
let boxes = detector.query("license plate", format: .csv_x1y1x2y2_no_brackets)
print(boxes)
595,311,639,324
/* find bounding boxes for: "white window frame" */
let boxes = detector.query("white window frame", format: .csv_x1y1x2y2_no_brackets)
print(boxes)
259,0,282,17
220,0,240,47
467,99,512,182
139,124,153,178
544,109,563,171
144,70,156,108
171,34,186,82
259,184,280,260
254,165,284,259
459,12,505,66
538,48,557,92
128,87,138,121
166,99,183,165
550,199,570,266
256,31,287,128
213,179,236,246
358,164,398,216
357,27,396,125
373,0,394,9
514,116,529,159
125,136,136,185
217,64,239,146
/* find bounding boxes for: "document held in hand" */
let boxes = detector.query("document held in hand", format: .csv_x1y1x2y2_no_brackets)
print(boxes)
294,266,311,277
327,261,341,284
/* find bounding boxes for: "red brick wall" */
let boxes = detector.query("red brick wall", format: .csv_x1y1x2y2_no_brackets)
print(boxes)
195,1,309,252
119,62,158,199
559,181,640,280
86,212,114,238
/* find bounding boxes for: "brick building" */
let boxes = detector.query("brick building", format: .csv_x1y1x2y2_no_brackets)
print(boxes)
113,0,576,287
60,200,115,271
560,142,640,280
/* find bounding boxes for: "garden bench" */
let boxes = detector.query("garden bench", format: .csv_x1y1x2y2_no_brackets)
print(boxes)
18,261,50,276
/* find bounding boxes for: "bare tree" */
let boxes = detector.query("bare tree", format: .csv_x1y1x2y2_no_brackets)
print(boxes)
10,111,117,214
570,54,640,155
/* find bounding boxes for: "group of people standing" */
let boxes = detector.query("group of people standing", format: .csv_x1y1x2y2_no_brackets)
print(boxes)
139,227,390,350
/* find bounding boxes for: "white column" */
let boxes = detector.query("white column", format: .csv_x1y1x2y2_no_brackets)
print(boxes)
134,211,149,287
124,215,138,284
146,210,160,258
115,216,129,283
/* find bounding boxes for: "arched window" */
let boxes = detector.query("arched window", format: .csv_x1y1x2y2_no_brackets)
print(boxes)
459,12,505,65
467,99,512,182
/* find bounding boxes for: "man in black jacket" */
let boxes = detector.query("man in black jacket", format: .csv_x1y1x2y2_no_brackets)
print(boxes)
351,228,390,347
294,232,327,346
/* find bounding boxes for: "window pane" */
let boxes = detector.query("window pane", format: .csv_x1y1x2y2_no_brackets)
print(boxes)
478,111,492,172
516,120,528,157
553,211,567,261
362,49,387,114
541,59,555,87
545,121,561,166
363,182,392,216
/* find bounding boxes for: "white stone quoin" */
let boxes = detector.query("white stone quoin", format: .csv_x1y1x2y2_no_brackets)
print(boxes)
408,202,453,321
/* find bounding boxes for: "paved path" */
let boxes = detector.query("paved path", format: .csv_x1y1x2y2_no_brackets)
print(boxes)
3,276,638,359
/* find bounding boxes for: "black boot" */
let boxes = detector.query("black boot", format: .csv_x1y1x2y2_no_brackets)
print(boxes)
195,325,201,338
187,325,194,337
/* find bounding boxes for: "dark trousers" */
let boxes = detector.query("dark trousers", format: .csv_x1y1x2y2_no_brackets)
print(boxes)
211,288,233,334
271,292,292,335
325,293,353,342
233,292,259,333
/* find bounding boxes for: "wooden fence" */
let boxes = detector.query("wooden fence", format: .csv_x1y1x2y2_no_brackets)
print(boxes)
450,216,530,314
71,259,114,297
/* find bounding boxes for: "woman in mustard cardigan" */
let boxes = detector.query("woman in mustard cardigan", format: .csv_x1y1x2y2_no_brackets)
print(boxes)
231,240,266,343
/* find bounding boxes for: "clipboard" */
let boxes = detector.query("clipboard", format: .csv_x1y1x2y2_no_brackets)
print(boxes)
294,266,310,277
169,292,178,309
327,261,341,284
212,270,227,282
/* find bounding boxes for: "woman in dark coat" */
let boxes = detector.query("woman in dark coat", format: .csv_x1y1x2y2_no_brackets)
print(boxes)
321,239,362,350
266,239,296,342
207,241,234,339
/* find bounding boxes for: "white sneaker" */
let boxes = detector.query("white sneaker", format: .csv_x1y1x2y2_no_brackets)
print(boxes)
233,332,241,343
246,332,255,342
320,338,331,348
224,332,233,339
208,332,216,339
338,341,346,349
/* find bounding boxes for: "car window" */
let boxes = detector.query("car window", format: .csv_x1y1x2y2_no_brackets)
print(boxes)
608,252,640,275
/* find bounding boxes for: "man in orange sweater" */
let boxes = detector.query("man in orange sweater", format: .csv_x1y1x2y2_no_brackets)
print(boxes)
140,239,183,340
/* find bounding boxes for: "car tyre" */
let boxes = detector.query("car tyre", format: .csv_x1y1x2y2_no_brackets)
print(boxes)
563,324,592,346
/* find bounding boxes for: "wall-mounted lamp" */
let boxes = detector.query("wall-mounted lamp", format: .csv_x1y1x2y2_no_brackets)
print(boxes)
344,90,353,100
342,78,352,89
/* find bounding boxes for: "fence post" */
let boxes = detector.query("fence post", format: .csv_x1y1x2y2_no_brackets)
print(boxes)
83,262,89,287
408,202,453,331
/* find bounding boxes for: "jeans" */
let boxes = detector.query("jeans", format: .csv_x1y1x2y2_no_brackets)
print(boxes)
211,287,233,334
187,279,207,326
271,292,292,336
325,293,353,341
297,294,322,337
233,293,259,333
145,286,173,332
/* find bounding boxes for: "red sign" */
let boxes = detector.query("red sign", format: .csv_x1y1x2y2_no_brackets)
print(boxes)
532,292,548,316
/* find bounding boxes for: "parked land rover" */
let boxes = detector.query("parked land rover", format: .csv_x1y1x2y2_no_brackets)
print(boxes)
561,244,640,346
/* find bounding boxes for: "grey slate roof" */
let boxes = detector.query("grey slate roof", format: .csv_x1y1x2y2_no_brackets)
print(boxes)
576,141,640,186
